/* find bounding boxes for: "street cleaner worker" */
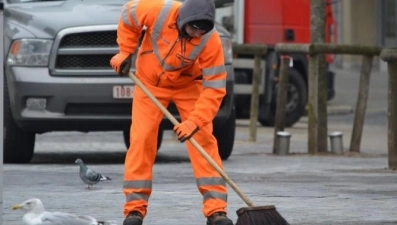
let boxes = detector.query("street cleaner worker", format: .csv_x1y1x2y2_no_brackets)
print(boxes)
110,0,233,225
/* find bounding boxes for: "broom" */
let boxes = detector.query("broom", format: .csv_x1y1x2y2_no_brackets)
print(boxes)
128,71,289,225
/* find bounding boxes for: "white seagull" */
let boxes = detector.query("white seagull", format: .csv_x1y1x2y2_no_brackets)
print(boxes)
12,198,111,225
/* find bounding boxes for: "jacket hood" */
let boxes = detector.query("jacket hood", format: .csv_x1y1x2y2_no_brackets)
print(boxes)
177,0,215,33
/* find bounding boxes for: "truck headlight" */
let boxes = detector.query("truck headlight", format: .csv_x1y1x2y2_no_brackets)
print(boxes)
7,39,53,66
220,37,233,64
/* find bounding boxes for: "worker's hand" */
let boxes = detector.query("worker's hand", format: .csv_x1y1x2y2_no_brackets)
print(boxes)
110,53,132,76
173,120,199,143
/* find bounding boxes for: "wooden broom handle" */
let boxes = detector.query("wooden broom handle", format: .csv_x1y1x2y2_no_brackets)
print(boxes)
128,72,254,207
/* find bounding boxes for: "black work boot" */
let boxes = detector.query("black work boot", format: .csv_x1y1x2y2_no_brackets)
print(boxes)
206,212,234,225
123,211,143,225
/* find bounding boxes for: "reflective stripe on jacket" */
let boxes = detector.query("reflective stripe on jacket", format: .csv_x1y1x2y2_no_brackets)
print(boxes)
117,0,227,128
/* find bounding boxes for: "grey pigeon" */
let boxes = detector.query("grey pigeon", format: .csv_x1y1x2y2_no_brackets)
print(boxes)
75,158,111,189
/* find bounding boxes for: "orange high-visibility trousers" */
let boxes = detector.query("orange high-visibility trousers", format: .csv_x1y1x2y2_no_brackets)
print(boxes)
123,75,228,218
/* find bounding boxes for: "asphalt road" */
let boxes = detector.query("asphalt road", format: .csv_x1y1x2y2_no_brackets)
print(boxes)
3,67,396,225
3,125,396,225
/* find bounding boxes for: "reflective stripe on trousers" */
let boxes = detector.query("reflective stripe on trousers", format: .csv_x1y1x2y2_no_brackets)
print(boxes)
123,77,227,217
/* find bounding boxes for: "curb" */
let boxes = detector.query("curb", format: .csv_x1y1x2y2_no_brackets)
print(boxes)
304,104,354,116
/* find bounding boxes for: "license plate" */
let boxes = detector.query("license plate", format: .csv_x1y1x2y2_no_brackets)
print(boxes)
113,85,134,99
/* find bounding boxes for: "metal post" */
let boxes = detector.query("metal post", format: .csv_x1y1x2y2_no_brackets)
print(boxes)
329,131,344,154
276,131,291,156
233,0,245,44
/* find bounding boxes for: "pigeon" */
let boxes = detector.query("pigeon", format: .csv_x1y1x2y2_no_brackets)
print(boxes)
12,198,111,225
75,158,112,190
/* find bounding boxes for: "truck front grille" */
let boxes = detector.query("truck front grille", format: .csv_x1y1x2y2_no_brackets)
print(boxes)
60,31,117,47
56,55,113,69
50,25,120,76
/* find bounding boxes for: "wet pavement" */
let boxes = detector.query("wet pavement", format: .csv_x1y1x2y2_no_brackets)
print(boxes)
3,67,396,225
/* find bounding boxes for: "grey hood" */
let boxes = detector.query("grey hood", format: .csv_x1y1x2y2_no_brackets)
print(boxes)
177,0,215,33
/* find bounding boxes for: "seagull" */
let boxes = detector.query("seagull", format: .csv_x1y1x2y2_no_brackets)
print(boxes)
12,198,106,225
75,158,112,190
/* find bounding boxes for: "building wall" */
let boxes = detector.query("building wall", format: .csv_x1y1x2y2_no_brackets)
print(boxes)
340,0,378,68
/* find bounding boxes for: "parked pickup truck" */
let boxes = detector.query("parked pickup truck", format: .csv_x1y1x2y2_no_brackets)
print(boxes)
1,0,236,163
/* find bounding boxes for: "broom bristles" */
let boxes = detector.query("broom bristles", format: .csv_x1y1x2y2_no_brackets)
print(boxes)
235,206,290,225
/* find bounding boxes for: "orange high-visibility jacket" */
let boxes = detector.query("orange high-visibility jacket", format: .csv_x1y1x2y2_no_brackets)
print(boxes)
117,0,227,128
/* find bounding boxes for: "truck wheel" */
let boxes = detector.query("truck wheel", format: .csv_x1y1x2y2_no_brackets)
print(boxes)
3,76,35,164
213,108,236,160
123,128,164,151
234,70,250,118
259,68,307,127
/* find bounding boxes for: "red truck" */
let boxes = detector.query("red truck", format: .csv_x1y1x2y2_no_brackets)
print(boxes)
219,0,336,126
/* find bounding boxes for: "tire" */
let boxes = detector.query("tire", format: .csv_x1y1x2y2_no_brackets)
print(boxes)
213,108,236,160
3,75,35,164
259,68,307,127
234,70,251,118
123,128,164,151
